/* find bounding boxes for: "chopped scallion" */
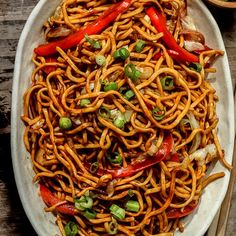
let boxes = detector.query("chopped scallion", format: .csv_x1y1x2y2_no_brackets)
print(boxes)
135,40,145,53
90,162,99,173
83,209,97,219
128,189,134,197
124,90,135,100
113,116,125,129
109,204,125,220
108,152,123,165
189,62,202,72
152,107,165,121
124,63,141,80
106,219,118,235
85,34,101,49
98,106,111,119
80,98,91,107
64,221,78,236
104,82,118,92
59,117,72,130
75,195,93,211
113,47,130,60
160,76,174,91
95,55,106,66
125,200,140,212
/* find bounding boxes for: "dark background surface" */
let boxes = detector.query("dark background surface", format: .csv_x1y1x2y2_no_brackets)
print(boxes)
0,0,235,235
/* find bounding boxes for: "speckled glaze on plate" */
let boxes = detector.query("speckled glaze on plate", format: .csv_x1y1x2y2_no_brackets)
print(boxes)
11,1,234,235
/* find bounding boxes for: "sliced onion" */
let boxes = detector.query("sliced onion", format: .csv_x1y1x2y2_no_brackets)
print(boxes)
47,26,72,39
124,110,133,122
147,141,158,156
144,15,151,24
106,180,117,197
184,41,205,52
137,67,154,80
189,144,217,166
187,112,201,153
180,29,205,44
181,15,197,31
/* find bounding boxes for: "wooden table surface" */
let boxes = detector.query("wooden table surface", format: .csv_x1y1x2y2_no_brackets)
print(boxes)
0,0,235,235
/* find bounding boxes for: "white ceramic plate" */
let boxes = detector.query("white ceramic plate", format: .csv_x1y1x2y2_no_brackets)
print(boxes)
11,0,235,235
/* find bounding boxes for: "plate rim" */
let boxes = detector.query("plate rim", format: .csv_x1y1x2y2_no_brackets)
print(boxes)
11,0,235,236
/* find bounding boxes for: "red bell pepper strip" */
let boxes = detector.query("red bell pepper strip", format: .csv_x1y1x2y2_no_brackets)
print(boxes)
146,7,199,63
168,152,180,162
40,184,75,216
166,202,198,219
34,0,132,56
42,57,57,74
153,49,185,64
92,134,173,178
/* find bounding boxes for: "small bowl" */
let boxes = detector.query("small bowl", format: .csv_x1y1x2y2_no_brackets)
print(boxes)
205,0,236,8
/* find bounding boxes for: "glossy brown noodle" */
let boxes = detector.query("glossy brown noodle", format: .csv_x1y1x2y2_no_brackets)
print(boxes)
21,0,232,235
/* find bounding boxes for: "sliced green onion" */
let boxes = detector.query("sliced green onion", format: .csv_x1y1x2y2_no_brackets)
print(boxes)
160,76,174,91
59,117,72,130
128,189,134,197
125,200,140,212
152,107,165,121
64,221,78,236
135,40,145,53
104,82,118,92
83,209,97,219
113,116,125,129
109,204,125,220
80,98,91,107
108,152,123,165
98,106,111,119
124,90,135,100
124,63,141,80
105,218,118,235
85,34,101,49
90,162,99,173
75,195,93,211
189,62,202,72
113,47,130,60
96,55,106,66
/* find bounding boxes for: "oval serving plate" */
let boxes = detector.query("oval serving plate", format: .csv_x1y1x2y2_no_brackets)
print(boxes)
11,0,234,236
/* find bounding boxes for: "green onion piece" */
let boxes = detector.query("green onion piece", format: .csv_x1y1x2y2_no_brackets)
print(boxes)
85,34,101,49
108,152,123,165
152,107,165,121
113,47,130,60
128,189,134,197
75,195,93,211
98,106,111,119
83,209,97,220
104,82,118,92
160,76,174,91
124,63,141,80
106,219,118,235
125,200,140,212
109,204,125,220
90,162,99,173
64,221,78,236
59,117,72,130
113,116,125,129
135,40,145,53
124,90,135,100
189,62,202,72
80,98,91,107
96,55,106,66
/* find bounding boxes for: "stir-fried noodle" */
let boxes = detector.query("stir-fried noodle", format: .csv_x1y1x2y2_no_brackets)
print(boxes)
21,0,232,235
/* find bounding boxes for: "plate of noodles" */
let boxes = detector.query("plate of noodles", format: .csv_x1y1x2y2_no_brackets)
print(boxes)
11,0,234,235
